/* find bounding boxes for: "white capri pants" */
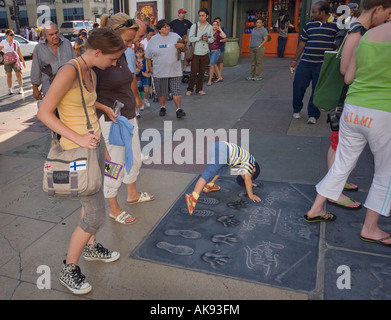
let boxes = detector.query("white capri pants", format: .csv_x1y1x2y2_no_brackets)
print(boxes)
316,103,391,217
100,116,142,198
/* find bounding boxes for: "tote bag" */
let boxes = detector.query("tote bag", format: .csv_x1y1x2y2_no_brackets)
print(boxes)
313,23,366,111
313,49,345,111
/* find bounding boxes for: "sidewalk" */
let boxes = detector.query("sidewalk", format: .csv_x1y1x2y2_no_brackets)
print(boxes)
0,56,387,301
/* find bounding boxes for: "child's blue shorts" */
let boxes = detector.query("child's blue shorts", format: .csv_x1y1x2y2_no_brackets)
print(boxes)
201,141,229,182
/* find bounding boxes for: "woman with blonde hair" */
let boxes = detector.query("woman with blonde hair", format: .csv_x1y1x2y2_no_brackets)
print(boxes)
37,28,126,294
95,13,154,225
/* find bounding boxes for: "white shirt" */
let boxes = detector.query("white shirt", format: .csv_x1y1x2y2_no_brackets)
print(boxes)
0,39,20,54
145,32,183,78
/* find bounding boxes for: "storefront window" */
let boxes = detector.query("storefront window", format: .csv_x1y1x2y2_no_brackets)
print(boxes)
63,8,84,21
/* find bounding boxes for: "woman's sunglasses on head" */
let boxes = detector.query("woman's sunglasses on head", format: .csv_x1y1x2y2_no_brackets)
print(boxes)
114,19,135,31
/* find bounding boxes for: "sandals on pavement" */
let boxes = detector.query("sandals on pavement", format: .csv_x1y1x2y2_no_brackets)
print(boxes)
127,192,154,205
344,183,359,192
303,211,336,223
327,198,362,210
360,234,391,246
109,211,137,225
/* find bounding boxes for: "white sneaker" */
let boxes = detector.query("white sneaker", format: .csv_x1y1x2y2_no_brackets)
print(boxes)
198,90,206,96
246,76,255,81
18,87,24,94
254,77,263,81
293,113,302,119
140,104,145,111
144,99,150,107
307,117,317,124
9,88,13,95
186,91,192,96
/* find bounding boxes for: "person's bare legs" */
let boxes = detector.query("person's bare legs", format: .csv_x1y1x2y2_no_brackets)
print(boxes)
66,207,95,265
107,197,136,223
327,146,361,208
305,193,331,219
360,209,391,244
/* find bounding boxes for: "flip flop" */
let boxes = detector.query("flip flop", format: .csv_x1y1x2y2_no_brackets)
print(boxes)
109,211,137,225
360,234,391,246
327,198,362,210
343,183,359,192
127,192,154,205
303,211,336,223
213,79,223,83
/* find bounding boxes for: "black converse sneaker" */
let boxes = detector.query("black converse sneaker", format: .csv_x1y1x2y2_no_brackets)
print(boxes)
59,260,92,295
83,242,120,263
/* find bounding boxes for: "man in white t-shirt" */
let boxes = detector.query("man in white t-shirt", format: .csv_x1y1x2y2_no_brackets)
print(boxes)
145,19,186,118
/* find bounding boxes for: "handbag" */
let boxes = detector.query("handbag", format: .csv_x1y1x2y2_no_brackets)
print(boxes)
42,62,102,198
313,27,355,112
3,43,18,65
187,24,198,61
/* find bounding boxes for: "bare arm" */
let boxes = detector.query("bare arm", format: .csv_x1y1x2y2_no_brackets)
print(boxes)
37,64,100,149
340,32,362,76
344,49,357,85
289,40,306,69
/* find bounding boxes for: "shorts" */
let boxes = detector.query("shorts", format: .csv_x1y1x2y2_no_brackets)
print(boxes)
330,131,339,151
201,142,229,182
153,76,181,98
78,136,106,235
4,62,22,73
142,77,150,87
217,51,225,64
209,49,221,66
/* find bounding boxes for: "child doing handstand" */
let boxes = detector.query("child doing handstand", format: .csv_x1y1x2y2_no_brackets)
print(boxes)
185,141,261,215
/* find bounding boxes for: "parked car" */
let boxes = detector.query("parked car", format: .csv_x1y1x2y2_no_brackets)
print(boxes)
0,33,38,64
60,20,93,40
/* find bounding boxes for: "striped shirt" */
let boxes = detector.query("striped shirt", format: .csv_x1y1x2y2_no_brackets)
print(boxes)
300,20,338,64
225,142,256,176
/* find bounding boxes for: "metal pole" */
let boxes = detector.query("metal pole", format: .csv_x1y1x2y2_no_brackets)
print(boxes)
13,0,20,35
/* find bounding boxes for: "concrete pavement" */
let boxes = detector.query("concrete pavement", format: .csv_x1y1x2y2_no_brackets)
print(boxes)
0,56,387,302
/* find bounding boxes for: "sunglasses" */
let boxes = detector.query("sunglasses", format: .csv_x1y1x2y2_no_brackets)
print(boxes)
114,19,135,31
9,34,14,36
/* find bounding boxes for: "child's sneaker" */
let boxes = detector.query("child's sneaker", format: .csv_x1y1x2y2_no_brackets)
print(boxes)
144,99,150,107
185,193,197,216
202,183,221,193
83,242,120,263
59,260,92,295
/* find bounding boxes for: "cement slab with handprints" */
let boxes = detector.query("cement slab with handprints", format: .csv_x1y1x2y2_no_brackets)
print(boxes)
132,176,321,293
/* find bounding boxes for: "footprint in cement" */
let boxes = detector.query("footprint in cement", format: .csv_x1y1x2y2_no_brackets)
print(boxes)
156,241,194,255
198,197,220,205
180,208,215,217
164,229,202,239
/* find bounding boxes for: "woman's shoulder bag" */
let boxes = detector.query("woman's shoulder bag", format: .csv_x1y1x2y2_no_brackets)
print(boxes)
42,61,102,198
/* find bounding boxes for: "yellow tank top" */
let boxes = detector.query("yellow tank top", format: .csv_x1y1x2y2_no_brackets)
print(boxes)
57,60,100,150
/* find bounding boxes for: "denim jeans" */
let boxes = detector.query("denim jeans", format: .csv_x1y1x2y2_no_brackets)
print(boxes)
277,36,287,58
292,61,322,119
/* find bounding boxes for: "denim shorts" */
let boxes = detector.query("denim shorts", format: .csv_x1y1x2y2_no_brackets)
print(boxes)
209,49,221,66
201,141,229,182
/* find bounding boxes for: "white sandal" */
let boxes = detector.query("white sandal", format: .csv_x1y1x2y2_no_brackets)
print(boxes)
127,192,155,205
109,211,137,225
